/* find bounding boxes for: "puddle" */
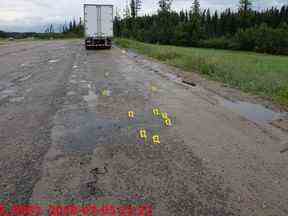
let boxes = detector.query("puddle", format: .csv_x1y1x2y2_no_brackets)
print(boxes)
26,88,32,93
48,59,59,63
0,95,9,101
21,63,28,67
0,81,13,91
127,50,138,58
79,80,91,88
220,99,286,124
1,87,17,97
19,74,32,82
84,90,98,107
55,111,163,153
67,91,76,96
166,73,182,82
55,113,122,153
69,79,77,84
10,97,24,103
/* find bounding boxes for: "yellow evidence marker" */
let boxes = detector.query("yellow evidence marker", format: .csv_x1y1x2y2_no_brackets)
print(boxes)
139,129,147,140
152,108,160,116
150,85,157,92
161,112,168,120
164,118,172,126
102,90,107,96
152,135,161,145
128,111,135,119
102,89,110,96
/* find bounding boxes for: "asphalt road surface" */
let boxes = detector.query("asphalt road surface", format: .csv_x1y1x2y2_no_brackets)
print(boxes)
0,40,288,216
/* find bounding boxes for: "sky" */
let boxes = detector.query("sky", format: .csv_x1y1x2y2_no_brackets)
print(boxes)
0,0,287,32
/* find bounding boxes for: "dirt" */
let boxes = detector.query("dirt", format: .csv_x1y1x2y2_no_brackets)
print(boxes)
0,40,288,215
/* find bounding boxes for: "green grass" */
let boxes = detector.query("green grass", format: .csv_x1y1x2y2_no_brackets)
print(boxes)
0,38,7,45
114,38,288,107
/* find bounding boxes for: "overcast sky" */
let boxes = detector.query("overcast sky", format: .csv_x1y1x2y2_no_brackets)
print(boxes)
0,0,287,32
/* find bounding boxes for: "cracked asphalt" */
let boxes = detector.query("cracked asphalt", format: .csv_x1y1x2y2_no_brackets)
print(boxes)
0,40,288,215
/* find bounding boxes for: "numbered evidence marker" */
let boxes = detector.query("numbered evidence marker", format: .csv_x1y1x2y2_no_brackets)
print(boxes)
161,112,172,127
139,129,147,140
152,135,160,145
164,118,172,127
128,111,135,119
150,85,157,92
152,108,161,116
161,112,168,120
102,89,110,96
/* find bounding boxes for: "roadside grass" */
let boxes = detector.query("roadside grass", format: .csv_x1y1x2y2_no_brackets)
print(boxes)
0,38,7,45
114,38,288,107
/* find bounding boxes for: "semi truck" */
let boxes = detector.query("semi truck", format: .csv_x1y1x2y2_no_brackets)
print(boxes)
84,4,113,49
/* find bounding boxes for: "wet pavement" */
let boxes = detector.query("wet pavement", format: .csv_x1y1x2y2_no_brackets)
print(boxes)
0,40,288,215
220,99,287,124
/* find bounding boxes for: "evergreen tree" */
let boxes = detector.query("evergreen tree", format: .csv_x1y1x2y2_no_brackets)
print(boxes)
130,0,136,18
136,0,142,15
114,1,288,55
192,0,200,16
49,24,54,33
69,21,73,32
159,0,173,12
124,1,131,18
239,0,252,14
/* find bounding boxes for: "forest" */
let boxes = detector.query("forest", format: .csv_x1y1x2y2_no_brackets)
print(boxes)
0,18,84,40
114,0,288,55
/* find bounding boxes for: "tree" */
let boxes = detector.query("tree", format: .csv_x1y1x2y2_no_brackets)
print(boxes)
114,0,288,55
239,0,252,14
192,0,200,16
136,0,142,15
124,1,131,18
69,21,73,32
130,0,136,18
159,0,173,12
49,24,54,33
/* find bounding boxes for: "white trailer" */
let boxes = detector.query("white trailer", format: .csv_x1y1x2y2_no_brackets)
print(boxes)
84,4,113,49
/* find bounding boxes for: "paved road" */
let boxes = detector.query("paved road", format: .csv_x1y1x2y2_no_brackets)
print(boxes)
0,40,288,215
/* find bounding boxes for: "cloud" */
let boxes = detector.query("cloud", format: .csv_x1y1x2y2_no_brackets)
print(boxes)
0,0,287,32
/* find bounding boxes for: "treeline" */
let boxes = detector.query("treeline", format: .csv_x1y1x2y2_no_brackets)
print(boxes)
38,18,84,39
114,0,288,55
0,31,38,39
0,18,84,40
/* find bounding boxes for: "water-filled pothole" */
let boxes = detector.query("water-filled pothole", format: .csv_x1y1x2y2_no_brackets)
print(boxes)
220,99,287,124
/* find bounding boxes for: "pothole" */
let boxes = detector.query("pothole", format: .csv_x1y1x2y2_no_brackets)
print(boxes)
86,181,103,196
182,80,197,87
90,167,108,176
280,147,288,154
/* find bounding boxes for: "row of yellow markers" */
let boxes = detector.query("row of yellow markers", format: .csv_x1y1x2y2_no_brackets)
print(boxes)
127,108,172,145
